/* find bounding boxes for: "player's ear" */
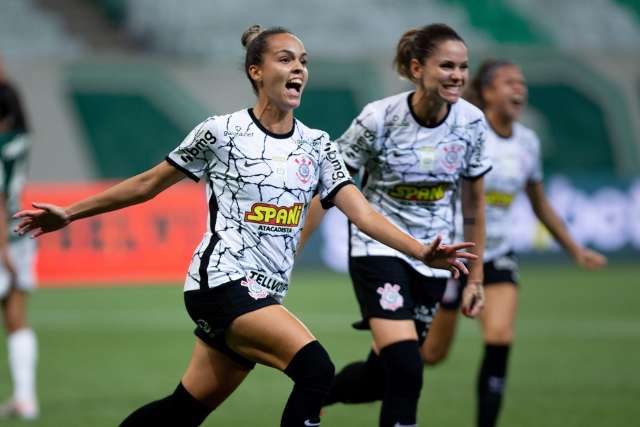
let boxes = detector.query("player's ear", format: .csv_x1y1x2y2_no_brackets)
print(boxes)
409,58,423,82
248,64,262,86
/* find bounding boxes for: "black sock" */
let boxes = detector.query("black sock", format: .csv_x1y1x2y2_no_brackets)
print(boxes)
477,344,511,427
282,341,335,427
119,382,212,427
379,340,423,427
325,349,384,406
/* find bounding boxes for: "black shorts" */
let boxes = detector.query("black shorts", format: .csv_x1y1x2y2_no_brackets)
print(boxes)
440,252,520,310
184,277,280,369
349,256,447,343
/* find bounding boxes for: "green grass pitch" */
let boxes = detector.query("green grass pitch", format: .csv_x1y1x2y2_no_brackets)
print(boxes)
0,262,638,426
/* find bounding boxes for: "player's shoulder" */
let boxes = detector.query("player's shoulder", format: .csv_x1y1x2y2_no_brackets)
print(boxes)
513,122,541,149
293,117,330,143
451,98,485,125
192,109,254,135
367,91,411,115
356,91,412,130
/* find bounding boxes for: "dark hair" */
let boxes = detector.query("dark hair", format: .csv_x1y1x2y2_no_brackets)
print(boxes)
463,59,515,109
394,23,465,82
241,25,292,94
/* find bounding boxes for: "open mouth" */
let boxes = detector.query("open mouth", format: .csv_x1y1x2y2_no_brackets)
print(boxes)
285,80,302,95
510,96,524,107
442,84,462,95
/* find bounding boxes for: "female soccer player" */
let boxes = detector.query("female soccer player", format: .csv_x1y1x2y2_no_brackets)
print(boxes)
421,59,608,427
301,23,489,427
0,59,38,420
14,26,477,427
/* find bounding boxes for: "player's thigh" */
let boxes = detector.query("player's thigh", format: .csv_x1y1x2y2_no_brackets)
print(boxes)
369,318,419,350
479,283,518,344
226,304,316,371
421,307,459,365
181,338,251,409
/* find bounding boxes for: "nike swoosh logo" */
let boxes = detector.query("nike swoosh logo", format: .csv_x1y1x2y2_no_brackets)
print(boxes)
304,420,321,426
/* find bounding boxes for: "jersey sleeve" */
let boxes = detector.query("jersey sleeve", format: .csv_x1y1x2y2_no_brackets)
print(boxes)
335,103,379,172
166,117,218,182
462,118,492,179
318,134,354,209
527,132,544,183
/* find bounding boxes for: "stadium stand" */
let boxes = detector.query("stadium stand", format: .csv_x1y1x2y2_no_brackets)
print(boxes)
0,0,83,58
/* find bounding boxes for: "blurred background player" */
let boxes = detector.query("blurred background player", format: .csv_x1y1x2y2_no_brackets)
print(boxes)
14,25,476,427
421,58,608,427
301,23,488,427
0,55,38,420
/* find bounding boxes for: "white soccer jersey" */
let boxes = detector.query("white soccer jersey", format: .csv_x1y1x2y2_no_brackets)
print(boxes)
167,108,352,300
338,92,491,278
479,122,543,261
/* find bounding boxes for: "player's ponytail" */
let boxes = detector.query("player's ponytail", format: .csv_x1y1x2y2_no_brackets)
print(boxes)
241,25,292,94
394,23,465,83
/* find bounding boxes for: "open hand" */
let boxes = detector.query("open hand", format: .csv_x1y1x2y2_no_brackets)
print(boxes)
420,235,478,279
13,202,70,238
575,247,607,270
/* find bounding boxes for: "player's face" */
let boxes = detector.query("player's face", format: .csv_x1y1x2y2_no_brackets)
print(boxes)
415,40,468,104
483,65,527,121
252,33,308,111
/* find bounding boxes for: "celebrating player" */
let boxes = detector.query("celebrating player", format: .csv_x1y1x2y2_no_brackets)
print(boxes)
421,59,607,427
14,26,476,427
0,57,38,420
300,23,489,427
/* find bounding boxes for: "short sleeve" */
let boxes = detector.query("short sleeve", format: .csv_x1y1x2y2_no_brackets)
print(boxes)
335,103,379,172
462,118,492,179
527,132,544,183
317,134,354,209
166,117,218,182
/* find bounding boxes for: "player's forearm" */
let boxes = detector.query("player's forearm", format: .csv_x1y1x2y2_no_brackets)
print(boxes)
527,183,581,258
334,185,423,259
352,208,424,260
66,169,163,222
462,179,486,282
532,197,580,257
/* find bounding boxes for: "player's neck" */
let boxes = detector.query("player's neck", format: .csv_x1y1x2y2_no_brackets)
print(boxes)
252,100,294,135
412,88,448,127
486,110,514,138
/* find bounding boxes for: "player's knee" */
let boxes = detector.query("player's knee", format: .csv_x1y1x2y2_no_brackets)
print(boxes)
380,340,423,395
285,341,335,393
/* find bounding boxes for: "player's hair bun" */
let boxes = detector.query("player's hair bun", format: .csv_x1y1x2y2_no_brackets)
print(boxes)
241,25,264,49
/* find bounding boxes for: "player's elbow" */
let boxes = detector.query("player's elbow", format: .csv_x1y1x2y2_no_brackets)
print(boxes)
133,173,163,203
348,206,377,233
421,345,450,366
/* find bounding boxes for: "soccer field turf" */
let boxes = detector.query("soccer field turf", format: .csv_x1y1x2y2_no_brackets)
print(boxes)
0,263,638,426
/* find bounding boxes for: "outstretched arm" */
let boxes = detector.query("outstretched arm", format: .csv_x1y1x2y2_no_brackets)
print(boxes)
525,181,607,269
332,185,477,275
15,161,186,237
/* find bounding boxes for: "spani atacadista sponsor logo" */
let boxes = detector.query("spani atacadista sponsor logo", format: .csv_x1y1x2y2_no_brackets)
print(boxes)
388,183,448,202
244,202,304,233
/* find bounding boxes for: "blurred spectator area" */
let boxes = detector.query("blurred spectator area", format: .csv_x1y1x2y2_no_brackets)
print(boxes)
2,0,639,181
